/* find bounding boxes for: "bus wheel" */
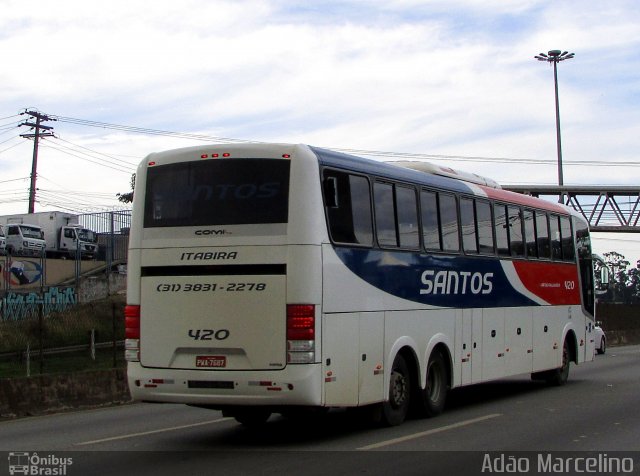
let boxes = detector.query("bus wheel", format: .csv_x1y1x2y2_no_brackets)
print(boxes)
227,408,271,427
380,354,411,426
421,350,448,417
546,340,571,386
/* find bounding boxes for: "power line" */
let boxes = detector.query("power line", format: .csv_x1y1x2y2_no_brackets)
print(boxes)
344,148,640,167
44,140,135,172
40,142,135,174
0,134,23,147
36,190,109,212
0,177,29,185
0,128,21,139
38,177,119,200
47,112,639,169
0,120,22,131
38,187,117,200
0,138,27,155
55,136,139,168
53,114,251,144
0,114,21,121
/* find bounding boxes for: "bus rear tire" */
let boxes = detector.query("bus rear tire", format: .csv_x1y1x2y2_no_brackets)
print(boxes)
419,350,448,417
533,340,571,386
548,340,571,386
372,354,411,427
224,407,271,427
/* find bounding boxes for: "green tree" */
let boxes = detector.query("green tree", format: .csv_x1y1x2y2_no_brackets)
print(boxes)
603,251,632,303
117,173,135,204
628,268,640,304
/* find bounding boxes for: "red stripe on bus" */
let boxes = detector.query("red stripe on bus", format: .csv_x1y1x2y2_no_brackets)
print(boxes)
512,261,581,304
479,186,568,213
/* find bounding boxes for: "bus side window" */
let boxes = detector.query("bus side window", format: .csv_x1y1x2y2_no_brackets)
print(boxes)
523,209,537,258
494,204,510,256
323,170,373,246
560,216,575,261
460,197,478,254
536,211,550,259
549,215,562,260
396,185,419,249
421,190,441,250
440,193,460,252
476,199,494,254
508,206,524,257
374,182,398,247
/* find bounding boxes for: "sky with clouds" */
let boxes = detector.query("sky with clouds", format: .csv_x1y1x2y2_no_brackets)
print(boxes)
1,0,639,261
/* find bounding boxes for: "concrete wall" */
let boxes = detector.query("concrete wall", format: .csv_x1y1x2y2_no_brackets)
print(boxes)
595,303,640,346
0,369,130,419
77,273,127,303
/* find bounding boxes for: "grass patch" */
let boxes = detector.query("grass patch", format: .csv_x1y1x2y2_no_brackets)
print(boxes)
0,294,126,377
0,347,126,378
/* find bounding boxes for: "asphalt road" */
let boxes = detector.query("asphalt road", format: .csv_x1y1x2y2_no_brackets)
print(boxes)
1,345,638,476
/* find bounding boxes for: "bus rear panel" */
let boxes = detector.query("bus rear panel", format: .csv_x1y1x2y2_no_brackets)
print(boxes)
126,144,326,408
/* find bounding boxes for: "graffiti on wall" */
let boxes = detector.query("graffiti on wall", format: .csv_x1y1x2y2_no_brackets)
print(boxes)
0,287,77,321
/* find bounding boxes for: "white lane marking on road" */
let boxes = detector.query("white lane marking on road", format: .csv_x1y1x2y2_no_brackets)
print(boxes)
357,413,502,450
75,417,233,446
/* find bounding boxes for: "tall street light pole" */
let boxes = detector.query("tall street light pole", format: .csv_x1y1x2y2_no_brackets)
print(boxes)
535,49,574,201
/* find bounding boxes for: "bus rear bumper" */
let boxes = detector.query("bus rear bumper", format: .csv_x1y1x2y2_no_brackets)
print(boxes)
127,363,323,407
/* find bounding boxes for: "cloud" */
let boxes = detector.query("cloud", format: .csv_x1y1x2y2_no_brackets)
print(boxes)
1,0,639,261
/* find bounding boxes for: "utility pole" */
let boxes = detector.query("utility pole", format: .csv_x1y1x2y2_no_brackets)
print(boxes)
20,110,56,213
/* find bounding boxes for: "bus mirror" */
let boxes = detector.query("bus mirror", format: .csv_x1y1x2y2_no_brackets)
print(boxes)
323,177,339,208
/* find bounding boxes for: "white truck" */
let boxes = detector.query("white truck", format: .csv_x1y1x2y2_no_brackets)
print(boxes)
0,222,45,257
0,211,98,259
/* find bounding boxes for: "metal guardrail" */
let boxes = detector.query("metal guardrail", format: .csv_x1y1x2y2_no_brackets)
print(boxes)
0,340,124,360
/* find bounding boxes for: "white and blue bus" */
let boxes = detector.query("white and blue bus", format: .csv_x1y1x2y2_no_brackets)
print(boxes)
125,143,596,426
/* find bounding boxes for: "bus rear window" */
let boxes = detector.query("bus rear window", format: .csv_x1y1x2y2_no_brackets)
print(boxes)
144,159,290,227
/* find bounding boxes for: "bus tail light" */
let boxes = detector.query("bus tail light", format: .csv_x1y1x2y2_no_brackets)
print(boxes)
287,304,315,364
125,305,141,362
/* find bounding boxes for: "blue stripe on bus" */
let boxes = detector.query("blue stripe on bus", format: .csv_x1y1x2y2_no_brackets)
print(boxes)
334,247,538,308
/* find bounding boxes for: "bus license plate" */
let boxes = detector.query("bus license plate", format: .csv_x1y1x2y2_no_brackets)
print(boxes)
196,356,227,368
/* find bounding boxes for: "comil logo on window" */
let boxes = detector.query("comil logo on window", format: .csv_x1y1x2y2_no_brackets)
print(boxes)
8,452,73,475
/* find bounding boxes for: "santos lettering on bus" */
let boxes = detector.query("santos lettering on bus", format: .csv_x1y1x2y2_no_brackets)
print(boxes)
191,182,281,200
420,270,493,295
